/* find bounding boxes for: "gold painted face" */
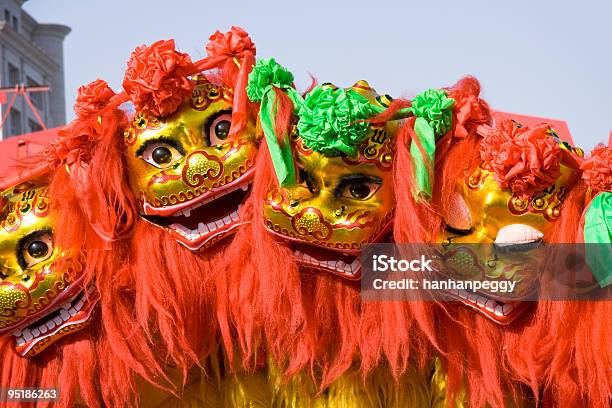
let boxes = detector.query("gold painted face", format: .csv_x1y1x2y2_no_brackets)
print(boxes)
263,81,399,279
0,180,96,357
124,77,259,250
437,138,583,323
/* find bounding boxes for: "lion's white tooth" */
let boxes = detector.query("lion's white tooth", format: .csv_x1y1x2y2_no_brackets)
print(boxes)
182,208,192,217
198,223,209,234
46,321,55,330
31,327,40,337
60,302,71,310
53,316,63,326
494,305,504,316
207,222,217,232
476,296,487,307
68,308,78,317
23,329,34,342
179,225,191,235
240,184,249,192
11,329,22,337
485,299,498,312
215,220,224,228
60,309,71,321
222,215,232,225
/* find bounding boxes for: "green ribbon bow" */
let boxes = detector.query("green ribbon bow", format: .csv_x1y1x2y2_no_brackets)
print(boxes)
583,192,612,287
297,86,377,157
246,58,303,186
408,89,455,200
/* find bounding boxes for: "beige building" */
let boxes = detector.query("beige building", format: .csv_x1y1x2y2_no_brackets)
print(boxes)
0,0,69,139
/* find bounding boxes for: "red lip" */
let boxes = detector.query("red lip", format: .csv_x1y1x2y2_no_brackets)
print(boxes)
294,247,363,280
443,289,530,325
170,220,244,251
14,288,99,358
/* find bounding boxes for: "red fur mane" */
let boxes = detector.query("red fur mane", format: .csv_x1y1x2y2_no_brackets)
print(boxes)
0,106,220,407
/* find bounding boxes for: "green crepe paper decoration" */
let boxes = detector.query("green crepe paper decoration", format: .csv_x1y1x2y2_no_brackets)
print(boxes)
297,86,377,157
408,89,456,200
246,58,303,186
410,88,455,136
583,192,612,287
246,58,294,101
410,117,437,200
247,61,415,182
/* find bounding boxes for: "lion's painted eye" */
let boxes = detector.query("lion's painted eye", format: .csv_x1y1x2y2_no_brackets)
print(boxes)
494,224,544,252
21,231,53,268
336,175,382,201
343,181,380,200
140,142,183,168
208,112,233,146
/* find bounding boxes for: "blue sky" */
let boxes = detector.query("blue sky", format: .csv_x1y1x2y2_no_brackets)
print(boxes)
25,0,611,150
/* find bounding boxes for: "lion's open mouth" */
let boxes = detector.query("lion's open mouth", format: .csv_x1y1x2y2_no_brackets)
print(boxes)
438,284,529,324
12,286,98,357
143,181,252,251
432,239,541,324
293,243,363,279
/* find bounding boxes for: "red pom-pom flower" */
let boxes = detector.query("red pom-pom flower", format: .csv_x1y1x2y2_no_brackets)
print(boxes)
479,120,563,199
206,26,256,61
581,145,612,192
45,125,92,170
203,26,256,89
74,79,115,119
47,79,119,169
197,26,257,136
122,39,195,117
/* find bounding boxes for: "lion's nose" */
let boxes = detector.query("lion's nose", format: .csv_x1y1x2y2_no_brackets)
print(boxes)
292,207,333,240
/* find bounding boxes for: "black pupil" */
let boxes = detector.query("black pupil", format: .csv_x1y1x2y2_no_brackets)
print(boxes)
214,120,231,140
27,241,48,259
152,147,172,165
350,183,371,199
